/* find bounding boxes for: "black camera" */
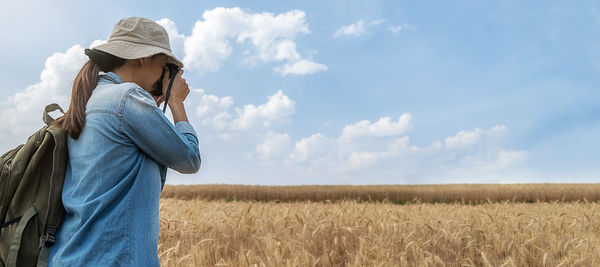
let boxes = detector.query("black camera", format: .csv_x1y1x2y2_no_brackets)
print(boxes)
151,63,180,96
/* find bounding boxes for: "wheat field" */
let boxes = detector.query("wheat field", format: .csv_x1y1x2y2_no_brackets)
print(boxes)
158,197,600,266
161,184,600,203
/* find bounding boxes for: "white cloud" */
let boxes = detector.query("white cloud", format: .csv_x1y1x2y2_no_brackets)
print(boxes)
196,91,234,118
488,150,528,170
491,125,507,132
168,7,325,76
256,132,292,160
274,40,301,61
341,114,412,141
195,90,235,131
346,151,381,169
183,9,237,73
231,90,295,130
275,59,328,76
409,140,443,155
332,20,415,38
388,24,414,34
384,136,410,156
444,128,483,149
237,9,310,63
195,89,295,132
275,118,526,181
445,149,529,181
288,133,333,164
370,19,385,26
0,44,87,142
487,125,507,138
284,115,414,170
333,20,366,38
444,125,508,149
281,115,414,171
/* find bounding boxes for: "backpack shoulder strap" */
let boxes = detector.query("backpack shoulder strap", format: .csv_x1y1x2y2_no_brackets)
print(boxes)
40,125,67,237
43,104,65,126
37,111,68,266
7,207,37,267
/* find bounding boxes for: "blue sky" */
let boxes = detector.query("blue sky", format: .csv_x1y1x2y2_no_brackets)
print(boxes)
1,1,599,185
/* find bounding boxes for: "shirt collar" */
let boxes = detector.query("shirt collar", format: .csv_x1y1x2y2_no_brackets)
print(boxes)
100,72,124,84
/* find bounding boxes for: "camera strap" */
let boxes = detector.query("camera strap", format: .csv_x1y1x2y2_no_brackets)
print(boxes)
162,76,176,113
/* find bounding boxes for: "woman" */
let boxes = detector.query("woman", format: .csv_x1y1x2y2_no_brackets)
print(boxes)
49,17,201,266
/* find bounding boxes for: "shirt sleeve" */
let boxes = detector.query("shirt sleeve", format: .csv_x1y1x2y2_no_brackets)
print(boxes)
120,86,201,174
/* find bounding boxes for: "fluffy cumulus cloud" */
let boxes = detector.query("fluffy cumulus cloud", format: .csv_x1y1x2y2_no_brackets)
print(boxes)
275,59,328,76
333,20,366,37
288,133,335,165
0,44,87,148
346,151,380,169
231,90,295,130
257,113,529,181
192,108,526,183
444,126,507,149
492,150,528,169
333,19,405,38
340,114,412,141
158,8,326,76
195,89,295,134
194,89,235,131
256,132,292,161
444,128,483,149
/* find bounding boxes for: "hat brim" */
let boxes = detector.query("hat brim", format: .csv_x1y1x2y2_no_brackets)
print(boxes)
94,40,183,68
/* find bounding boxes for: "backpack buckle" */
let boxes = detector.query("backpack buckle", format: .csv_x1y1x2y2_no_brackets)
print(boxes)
39,226,57,248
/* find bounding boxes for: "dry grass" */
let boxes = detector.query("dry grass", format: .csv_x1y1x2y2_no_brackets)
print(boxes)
158,198,600,266
162,184,600,203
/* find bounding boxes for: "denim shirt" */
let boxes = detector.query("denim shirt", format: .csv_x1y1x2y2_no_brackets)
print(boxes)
49,72,201,266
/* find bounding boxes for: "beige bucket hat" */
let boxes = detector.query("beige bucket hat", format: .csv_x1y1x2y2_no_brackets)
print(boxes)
93,17,183,68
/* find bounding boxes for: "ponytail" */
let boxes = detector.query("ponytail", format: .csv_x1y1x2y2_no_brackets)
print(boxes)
54,49,125,139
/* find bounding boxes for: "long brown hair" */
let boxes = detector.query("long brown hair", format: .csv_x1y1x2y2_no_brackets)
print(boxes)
54,49,126,139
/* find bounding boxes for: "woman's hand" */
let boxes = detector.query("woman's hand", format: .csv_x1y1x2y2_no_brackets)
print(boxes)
162,68,189,105
161,67,190,123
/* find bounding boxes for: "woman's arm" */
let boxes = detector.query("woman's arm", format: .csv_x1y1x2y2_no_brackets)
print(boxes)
165,69,190,124
120,87,201,174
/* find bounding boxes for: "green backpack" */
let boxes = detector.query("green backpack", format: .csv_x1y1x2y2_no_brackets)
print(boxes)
0,104,68,267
